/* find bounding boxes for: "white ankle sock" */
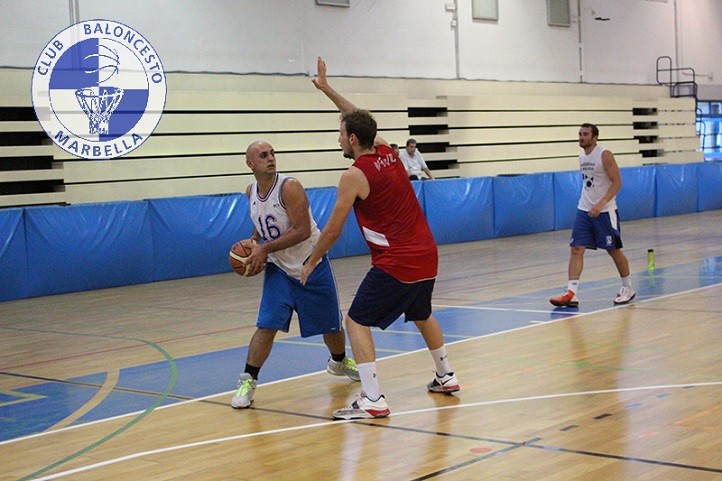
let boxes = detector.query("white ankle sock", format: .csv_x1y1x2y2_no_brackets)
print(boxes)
430,346,452,377
357,362,381,401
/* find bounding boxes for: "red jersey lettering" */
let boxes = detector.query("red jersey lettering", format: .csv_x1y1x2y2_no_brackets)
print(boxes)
352,144,438,282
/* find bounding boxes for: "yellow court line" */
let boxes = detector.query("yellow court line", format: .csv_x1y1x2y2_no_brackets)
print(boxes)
0,390,45,408
49,370,120,431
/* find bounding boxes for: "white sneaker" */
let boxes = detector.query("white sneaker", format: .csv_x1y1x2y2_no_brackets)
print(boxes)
326,357,360,381
427,372,460,393
332,392,390,420
231,373,256,409
614,285,636,305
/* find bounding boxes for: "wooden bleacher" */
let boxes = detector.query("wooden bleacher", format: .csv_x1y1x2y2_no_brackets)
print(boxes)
0,68,702,208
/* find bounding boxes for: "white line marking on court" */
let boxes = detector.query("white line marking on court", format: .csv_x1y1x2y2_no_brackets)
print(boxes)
29,381,722,480
9,281,722,481
446,282,722,347
433,304,555,314
5,282,720,449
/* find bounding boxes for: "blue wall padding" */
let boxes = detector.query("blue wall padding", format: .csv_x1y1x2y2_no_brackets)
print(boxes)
332,208,370,258
148,194,252,281
411,180,425,211
493,173,555,237
307,186,369,259
553,171,581,230
307,186,337,228
655,163,698,217
617,166,656,220
696,161,722,211
24,202,154,297
423,177,494,243
3,162,720,303
0,208,28,301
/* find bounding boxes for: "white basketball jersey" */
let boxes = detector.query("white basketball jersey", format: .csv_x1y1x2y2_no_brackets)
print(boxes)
249,173,320,279
577,144,617,212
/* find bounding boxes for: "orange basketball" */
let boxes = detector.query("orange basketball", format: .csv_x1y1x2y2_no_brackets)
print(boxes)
229,241,252,276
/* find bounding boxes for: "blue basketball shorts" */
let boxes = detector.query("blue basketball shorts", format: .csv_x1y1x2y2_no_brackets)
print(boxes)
348,266,435,330
256,256,342,338
570,208,624,250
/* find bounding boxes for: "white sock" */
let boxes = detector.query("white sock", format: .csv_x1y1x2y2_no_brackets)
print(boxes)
430,346,452,377
621,276,632,288
567,280,579,294
357,362,381,401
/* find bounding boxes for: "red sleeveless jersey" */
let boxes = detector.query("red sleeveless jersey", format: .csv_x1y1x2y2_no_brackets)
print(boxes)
352,144,438,282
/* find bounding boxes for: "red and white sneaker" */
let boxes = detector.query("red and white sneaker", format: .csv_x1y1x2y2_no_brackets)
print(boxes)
550,290,579,307
427,372,460,393
332,392,390,420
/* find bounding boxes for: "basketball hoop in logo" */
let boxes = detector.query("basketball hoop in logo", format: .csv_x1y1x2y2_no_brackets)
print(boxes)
75,87,124,135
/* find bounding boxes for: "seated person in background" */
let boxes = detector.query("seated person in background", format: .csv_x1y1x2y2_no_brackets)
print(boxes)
390,143,400,156
398,138,435,180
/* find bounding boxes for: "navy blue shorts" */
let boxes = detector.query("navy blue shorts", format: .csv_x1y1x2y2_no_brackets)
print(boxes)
348,266,435,330
570,209,623,250
256,256,342,338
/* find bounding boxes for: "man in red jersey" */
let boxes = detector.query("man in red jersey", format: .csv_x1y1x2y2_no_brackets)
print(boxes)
300,57,460,420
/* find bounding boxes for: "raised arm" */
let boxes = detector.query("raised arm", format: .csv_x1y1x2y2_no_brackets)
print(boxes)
311,57,357,115
311,57,388,147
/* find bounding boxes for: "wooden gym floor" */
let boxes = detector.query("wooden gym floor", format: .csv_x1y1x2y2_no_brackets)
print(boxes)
1,210,721,480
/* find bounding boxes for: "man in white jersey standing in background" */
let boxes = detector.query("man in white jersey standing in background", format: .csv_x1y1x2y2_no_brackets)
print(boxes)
550,123,636,308
231,140,358,409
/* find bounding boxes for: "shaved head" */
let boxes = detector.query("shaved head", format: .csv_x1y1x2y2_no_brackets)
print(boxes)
246,140,271,159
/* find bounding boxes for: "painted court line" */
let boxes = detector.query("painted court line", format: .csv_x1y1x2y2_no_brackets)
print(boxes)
49,369,121,431
9,276,722,481
4,281,720,450
433,304,556,314
29,381,722,481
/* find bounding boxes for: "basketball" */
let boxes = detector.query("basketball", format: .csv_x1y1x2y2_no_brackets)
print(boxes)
229,240,252,276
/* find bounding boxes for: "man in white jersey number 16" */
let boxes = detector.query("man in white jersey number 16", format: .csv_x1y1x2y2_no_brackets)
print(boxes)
550,123,636,308
230,141,359,410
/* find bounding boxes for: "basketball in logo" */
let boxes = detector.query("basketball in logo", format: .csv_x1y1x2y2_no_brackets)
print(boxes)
31,19,166,160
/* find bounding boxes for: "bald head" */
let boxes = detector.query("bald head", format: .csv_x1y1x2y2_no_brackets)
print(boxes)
246,141,272,158
245,141,277,175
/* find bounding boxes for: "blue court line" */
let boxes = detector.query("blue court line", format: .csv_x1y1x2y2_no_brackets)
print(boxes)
1,256,720,443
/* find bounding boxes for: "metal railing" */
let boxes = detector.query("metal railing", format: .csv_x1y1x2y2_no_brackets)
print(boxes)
656,56,698,99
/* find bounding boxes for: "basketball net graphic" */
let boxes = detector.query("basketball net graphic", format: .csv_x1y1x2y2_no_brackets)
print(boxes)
74,46,124,135
75,87,124,135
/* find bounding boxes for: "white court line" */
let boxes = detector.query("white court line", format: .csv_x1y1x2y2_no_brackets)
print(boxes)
445,282,722,347
30,380,722,481
433,304,556,314
5,282,720,449
7,283,722,481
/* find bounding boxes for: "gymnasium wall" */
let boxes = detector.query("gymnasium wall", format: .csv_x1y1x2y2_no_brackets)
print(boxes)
2,0,721,87
0,67,702,208
1,0,714,207
2,162,721,302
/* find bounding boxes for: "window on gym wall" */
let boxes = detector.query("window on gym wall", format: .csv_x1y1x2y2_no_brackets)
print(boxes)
698,101,722,161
